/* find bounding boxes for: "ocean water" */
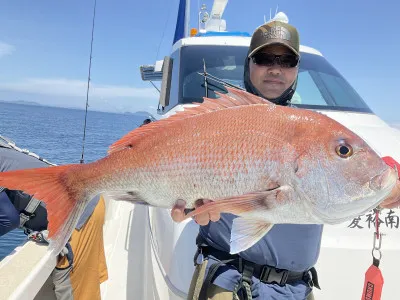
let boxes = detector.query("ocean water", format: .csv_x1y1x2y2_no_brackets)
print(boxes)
0,102,150,260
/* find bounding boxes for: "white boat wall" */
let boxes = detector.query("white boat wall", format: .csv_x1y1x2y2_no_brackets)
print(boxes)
1,1,400,300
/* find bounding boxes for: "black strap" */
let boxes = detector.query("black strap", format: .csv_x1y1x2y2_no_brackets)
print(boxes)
198,258,237,300
64,242,74,267
309,266,321,289
373,257,380,268
234,261,254,300
195,243,321,298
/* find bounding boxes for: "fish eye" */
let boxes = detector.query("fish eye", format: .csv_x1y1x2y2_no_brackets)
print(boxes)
335,143,353,158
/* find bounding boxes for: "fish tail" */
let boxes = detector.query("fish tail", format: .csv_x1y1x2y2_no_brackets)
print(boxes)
0,164,89,255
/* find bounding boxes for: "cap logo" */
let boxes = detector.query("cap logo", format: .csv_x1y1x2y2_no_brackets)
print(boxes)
261,25,291,41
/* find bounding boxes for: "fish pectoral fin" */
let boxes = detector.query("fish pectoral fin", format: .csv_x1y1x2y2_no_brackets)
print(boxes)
184,186,293,220
223,186,295,214
230,218,273,254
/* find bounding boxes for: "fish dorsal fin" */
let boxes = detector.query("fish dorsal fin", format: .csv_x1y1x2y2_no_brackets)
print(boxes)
108,87,272,154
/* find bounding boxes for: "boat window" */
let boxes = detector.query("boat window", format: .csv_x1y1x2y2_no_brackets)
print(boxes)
166,49,180,109
292,71,326,106
180,45,246,105
173,45,372,113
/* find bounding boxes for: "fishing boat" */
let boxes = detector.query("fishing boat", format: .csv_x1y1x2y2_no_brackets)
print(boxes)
1,0,399,299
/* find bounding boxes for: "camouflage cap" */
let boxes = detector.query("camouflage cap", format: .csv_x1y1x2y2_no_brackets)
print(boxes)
248,21,300,58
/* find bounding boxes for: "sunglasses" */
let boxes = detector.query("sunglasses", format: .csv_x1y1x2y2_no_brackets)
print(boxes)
251,53,299,68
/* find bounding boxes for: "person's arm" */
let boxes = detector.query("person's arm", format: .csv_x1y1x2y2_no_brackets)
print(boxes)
6,189,48,232
0,147,50,234
0,190,20,236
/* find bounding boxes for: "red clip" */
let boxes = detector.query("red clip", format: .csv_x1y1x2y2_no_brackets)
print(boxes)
361,231,384,300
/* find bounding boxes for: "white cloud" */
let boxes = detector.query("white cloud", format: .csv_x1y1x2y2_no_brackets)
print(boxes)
0,78,158,99
0,42,15,58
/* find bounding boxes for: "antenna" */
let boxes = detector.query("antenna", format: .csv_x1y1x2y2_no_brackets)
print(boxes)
275,5,278,17
199,4,209,32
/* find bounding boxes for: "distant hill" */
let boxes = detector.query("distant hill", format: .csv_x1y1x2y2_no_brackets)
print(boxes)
127,111,156,121
132,111,154,117
0,100,157,117
0,99,42,106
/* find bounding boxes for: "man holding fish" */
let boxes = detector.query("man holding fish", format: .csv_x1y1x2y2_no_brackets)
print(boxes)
171,20,322,300
170,21,400,300
0,18,399,300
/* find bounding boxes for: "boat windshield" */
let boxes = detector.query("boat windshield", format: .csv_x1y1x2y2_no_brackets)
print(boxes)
172,45,372,113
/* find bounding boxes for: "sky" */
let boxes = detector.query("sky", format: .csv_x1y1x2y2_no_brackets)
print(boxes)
0,0,399,124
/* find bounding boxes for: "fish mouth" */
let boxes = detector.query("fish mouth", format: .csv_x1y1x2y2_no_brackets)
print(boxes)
370,167,398,191
312,168,398,225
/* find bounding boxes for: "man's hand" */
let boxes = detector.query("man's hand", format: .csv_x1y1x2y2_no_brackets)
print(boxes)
171,199,221,225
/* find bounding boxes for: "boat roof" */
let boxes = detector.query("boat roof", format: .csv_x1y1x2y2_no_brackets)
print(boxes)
172,35,323,56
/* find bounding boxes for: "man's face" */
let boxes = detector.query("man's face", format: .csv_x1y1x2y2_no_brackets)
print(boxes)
249,44,299,100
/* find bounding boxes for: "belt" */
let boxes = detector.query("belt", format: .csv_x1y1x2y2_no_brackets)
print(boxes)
196,244,320,289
